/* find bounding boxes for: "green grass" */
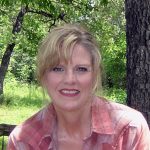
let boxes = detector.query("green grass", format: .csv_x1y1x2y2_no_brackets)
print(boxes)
0,136,8,150
0,106,40,124
0,80,50,123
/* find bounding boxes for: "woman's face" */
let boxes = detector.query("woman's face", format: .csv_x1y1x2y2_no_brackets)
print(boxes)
44,44,94,112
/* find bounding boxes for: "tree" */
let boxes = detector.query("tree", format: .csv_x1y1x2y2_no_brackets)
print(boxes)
0,5,55,102
0,6,28,99
1,0,126,103
0,0,89,102
125,0,150,126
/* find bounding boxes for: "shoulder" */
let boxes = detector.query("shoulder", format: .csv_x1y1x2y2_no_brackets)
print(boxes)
9,103,55,144
93,96,148,130
93,97,150,148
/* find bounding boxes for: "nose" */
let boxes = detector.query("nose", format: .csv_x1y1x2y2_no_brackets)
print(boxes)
63,69,76,85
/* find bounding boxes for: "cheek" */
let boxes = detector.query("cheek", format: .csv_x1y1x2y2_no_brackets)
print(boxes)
44,74,59,91
48,76,59,88
78,75,94,89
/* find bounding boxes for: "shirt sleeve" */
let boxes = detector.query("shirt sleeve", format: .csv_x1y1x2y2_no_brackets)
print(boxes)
122,113,150,150
7,134,31,150
133,119,150,150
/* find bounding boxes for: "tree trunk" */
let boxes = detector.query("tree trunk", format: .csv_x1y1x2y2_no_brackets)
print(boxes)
0,43,15,94
0,6,28,103
125,0,150,126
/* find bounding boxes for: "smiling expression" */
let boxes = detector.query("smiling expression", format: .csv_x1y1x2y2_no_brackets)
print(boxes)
44,44,94,112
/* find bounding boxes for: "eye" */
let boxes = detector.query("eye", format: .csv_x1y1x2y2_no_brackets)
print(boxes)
51,66,64,72
76,67,88,72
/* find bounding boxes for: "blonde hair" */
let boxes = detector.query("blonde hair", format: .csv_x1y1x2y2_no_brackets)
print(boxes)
37,23,102,92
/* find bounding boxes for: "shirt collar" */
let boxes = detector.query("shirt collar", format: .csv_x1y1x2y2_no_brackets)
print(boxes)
43,104,57,135
91,97,114,135
38,104,57,148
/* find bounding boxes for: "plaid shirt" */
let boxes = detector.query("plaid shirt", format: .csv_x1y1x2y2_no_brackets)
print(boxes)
7,97,150,150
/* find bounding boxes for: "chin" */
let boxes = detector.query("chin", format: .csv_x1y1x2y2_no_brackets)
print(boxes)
56,103,83,112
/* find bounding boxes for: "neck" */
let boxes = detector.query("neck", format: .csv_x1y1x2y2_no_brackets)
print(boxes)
55,102,92,139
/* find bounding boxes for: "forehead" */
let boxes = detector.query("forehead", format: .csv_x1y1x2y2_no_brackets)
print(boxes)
61,44,92,65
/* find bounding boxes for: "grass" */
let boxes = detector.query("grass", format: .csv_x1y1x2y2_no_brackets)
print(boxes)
0,78,126,149
0,80,51,123
0,136,8,150
0,106,40,124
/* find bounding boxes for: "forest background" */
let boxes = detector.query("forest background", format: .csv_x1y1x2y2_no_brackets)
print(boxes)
0,0,126,137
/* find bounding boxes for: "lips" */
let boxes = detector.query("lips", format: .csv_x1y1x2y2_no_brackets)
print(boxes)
59,89,80,97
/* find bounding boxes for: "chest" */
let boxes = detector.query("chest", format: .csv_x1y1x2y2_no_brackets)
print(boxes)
39,132,131,150
57,138,83,150
55,137,116,150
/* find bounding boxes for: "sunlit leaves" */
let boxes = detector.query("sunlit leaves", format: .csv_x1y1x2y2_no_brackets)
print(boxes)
100,0,108,6
0,0,126,87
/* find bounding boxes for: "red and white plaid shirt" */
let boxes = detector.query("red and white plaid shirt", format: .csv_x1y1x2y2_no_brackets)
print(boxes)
7,97,150,150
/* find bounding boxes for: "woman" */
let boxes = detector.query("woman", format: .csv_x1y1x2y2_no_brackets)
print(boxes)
7,24,150,150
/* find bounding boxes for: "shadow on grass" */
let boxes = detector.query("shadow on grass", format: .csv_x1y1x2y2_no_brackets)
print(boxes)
3,83,50,108
2,94,50,108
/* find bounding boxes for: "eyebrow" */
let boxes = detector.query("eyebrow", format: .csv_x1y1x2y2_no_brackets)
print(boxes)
58,62,92,66
75,64,92,67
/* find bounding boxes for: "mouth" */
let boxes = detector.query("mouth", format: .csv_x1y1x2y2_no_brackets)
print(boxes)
59,89,80,97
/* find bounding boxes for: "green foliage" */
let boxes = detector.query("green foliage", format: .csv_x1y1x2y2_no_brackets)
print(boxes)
0,94,4,104
0,6,15,57
10,53,35,83
78,0,126,88
103,88,126,104
0,0,126,90
100,0,108,6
